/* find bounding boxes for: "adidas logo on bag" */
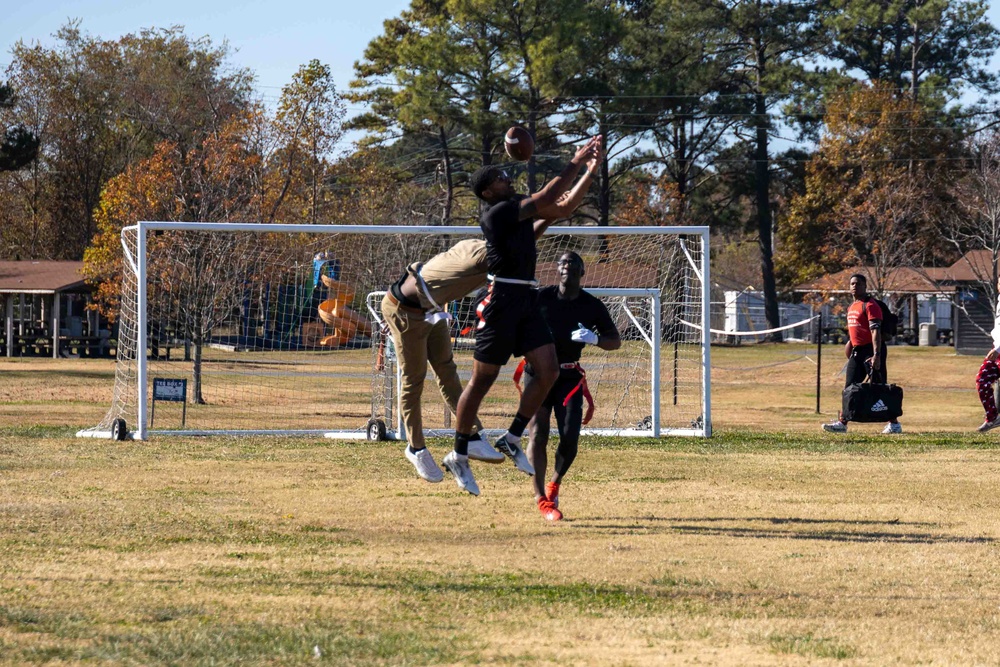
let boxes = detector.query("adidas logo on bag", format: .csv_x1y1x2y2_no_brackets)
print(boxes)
871,399,888,412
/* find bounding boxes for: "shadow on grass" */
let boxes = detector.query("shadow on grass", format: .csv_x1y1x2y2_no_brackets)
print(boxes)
1,370,114,381
584,429,1000,454
571,515,994,544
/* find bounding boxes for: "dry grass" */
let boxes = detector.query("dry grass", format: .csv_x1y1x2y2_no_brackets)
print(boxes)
710,342,985,432
1,345,999,665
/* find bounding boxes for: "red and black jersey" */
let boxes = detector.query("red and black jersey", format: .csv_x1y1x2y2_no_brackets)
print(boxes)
847,298,883,347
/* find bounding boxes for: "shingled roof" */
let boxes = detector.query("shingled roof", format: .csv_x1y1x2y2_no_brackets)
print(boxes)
794,266,947,294
0,261,87,293
794,251,1000,295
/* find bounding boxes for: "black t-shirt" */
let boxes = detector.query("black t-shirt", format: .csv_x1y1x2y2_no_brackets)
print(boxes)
480,196,536,280
537,286,617,364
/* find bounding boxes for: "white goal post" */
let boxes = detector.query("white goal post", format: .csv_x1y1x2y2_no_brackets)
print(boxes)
77,222,711,441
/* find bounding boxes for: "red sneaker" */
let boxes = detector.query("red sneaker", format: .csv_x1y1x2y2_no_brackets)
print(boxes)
538,497,563,521
545,481,560,508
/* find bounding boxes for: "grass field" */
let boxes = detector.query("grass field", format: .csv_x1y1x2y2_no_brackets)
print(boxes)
2,344,999,665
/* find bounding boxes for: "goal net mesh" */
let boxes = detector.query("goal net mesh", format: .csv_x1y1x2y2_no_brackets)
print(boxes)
80,224,708,438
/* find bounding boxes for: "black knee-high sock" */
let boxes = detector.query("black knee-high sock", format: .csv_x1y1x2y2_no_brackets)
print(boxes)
454,432,471,456
508,413,530,439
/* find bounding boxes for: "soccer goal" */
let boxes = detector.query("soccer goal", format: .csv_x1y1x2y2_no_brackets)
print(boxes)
77,222,711,441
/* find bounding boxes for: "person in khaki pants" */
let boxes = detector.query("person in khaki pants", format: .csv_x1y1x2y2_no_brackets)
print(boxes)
381,239,503,483
385,157,599,485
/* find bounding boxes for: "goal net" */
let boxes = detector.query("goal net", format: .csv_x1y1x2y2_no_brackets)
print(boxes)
78,223,711,440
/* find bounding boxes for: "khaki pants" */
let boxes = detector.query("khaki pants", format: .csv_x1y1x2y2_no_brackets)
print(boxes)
380,293,481,448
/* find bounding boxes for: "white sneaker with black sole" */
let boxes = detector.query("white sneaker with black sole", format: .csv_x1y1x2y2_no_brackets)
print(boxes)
442,451,480,496
404,446,444,483
822,421,847,433
494,434,535,475
467,433,505,463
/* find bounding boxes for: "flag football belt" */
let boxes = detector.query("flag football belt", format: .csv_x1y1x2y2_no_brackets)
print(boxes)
512,359,595,425
474,282,493,331
476,276,539,331
487,273,539,287
415,268,451,325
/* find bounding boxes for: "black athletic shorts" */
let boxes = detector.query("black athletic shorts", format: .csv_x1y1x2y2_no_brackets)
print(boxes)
474,284,554,365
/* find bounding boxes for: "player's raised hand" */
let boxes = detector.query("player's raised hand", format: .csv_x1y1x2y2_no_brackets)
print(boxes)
585,139,604,172
572,136,601,164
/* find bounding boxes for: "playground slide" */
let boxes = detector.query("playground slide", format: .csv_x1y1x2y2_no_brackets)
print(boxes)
317,276,372,348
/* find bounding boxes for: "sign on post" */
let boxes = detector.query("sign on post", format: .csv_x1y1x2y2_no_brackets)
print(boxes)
151,378,187,427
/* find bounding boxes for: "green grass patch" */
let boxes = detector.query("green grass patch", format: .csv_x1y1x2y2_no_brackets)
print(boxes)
3,620,474,666
768,631,856,660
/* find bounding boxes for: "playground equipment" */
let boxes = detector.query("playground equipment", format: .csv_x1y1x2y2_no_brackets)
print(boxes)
317,274,372,348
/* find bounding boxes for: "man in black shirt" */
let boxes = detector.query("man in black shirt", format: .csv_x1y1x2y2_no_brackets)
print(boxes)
525,252,620,520
442,135,603,496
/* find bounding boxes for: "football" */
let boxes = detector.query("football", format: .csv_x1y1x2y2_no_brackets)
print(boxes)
504,126,534,161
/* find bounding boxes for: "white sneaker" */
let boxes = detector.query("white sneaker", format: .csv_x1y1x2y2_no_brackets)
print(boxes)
978,417,1000,433
822,421,847,433
494,434,535,475
405,446,444,483
882,422,902,434
442,451,480,496
467,433,505,463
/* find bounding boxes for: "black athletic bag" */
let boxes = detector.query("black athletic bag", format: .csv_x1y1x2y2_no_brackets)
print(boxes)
842,380,903,422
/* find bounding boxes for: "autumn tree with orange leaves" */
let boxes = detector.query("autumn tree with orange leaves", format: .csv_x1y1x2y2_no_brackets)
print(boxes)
778,84,959,293
82,62,346,402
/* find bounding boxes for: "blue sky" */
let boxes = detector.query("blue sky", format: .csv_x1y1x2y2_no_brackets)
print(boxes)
7,1,1000,97
1,0,411,108
3,0,1000,152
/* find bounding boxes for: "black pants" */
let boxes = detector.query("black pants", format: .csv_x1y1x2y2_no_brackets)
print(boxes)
845,343,888,386
535,372,584,476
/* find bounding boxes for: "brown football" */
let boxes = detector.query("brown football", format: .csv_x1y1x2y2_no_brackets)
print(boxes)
504,126,534,161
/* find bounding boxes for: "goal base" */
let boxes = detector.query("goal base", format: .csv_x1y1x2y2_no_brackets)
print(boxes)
324,426,708,441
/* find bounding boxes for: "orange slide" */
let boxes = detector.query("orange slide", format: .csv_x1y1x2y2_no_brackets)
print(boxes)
316,275,372,348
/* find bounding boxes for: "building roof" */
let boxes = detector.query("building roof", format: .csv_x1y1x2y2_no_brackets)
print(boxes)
794,266,949,294
794,250,1000,295
0,261,88,293
937,250,997,282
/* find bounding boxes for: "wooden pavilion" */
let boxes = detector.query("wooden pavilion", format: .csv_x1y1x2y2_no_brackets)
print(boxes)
0,261,110,358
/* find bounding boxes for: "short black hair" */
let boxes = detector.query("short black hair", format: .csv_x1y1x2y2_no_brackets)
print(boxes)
849,273,867,284
470,165,502,201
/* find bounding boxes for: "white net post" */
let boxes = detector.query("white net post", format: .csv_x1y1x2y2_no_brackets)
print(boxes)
700,233,712,437
78,222,711,440
136,223,149,439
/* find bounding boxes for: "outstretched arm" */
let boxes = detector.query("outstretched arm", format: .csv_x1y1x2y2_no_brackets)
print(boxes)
518,136,602,222
532,148,602,239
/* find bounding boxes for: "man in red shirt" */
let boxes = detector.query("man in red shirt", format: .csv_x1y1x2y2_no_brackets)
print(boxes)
823,273,902,434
